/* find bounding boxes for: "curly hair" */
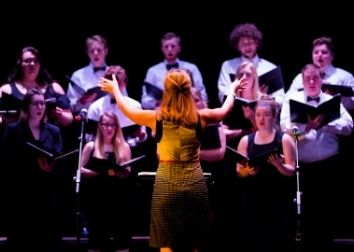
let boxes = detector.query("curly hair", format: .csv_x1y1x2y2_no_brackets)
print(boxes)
229,23,263,50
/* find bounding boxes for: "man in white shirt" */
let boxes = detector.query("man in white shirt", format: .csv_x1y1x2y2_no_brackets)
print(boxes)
280,63,352,251
67,34,109,114
218,23,285,105
141,32,208,109
286,36,354,113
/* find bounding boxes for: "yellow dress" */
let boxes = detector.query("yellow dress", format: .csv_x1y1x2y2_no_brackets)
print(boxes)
149,120,210,249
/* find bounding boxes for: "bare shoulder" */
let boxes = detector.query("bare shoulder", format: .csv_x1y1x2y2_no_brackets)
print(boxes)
83,141,95,152
0,83,12,95
282,132,295,145
52,82,65,94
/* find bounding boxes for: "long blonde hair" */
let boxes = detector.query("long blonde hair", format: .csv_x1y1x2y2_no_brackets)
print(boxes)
236,61,261,99
159,69,198,127
93,112,130,163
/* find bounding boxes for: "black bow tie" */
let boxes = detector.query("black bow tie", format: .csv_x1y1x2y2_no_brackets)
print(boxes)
93,66,106,72
110,98,116,104
166,63,179,70
307,96,320,103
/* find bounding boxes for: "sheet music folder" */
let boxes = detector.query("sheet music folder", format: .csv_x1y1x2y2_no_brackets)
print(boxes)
258,66,285,94
67,75,106,99
289,95,341,127
0,92,23,114
226,145,279,167
144,82,163,100
222,95,255,129
200,124,221,150
89,155,145,176
26,142,79,162
322,83,354,97
234,97,258,109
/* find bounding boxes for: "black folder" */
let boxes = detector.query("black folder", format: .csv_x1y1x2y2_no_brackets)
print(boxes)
222,95,255,129
200,124,221,150
0,92,23,114
67,75,106,99
26,142,79,162
144,82,163,100
322,83,354,97
89,155,145,176
258,66,285,94
234,97,258,109
290,95,341,127
226,145,279,167
45,95,71,111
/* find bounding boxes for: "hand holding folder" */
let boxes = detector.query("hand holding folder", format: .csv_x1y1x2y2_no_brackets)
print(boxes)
66,75,106,100
289,95,341,128
226,145,279,167
89,155,145,176
258,66,285,94
234,97,258,109
27,142,79,162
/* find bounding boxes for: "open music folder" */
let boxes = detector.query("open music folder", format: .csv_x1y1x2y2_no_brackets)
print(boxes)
289,95,341,128
258,66,285,94
0,92,23,114
89,155,145,176
322,83,354,97
222,95,256,130
226,145,279,167
66,75,106,100
27,142,79,162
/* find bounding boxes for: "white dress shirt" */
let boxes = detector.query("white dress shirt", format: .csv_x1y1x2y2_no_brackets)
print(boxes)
286,65,354,112
141,59,208,109
66,63,107,113
280,90,353,163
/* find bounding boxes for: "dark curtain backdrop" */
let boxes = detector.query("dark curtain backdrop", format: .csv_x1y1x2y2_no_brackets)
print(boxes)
1,5,353,109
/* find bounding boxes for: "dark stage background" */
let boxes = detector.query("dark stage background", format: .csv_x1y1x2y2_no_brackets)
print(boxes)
1,4,354,242
1,5,354,108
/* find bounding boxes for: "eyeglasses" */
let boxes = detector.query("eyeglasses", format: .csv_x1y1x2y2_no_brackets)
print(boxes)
100,123,117,128
30,101,45,107
23,58,39,64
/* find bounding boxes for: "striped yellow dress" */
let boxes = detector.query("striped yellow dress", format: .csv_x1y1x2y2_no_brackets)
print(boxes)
149,120,210,249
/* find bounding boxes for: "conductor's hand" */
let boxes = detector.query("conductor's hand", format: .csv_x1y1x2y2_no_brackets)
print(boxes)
231,78,246,97
99,74,120,95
